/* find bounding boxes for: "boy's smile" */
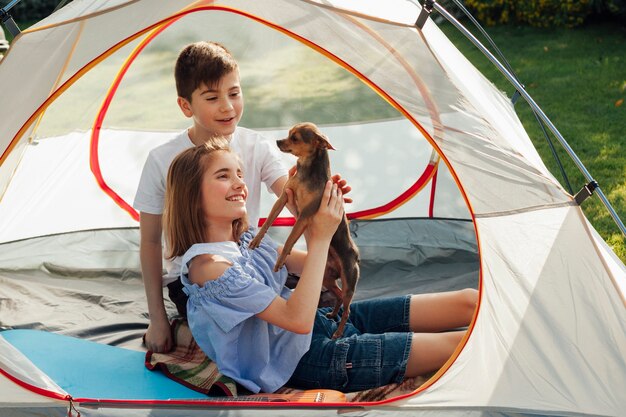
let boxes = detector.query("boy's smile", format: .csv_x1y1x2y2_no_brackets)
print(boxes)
178,70,244,142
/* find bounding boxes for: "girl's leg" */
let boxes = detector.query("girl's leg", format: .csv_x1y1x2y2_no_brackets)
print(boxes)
409,288,478,333
403,289,478,377
404,330,466,377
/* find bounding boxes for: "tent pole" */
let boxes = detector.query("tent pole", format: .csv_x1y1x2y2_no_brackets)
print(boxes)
445,0,574,194
431,2,626,238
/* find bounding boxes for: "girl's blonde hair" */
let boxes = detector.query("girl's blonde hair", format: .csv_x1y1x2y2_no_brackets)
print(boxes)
163,139,248,259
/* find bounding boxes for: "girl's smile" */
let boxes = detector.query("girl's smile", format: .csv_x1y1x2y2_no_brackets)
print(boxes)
201,151,248,224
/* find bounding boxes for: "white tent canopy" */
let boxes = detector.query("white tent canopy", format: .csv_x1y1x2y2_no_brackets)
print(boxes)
0,1,624,416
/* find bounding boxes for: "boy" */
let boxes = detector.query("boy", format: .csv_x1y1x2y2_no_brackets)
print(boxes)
135,41,352,353
134,42,289,353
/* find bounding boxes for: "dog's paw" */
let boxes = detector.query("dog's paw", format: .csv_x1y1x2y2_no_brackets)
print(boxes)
275,250,292,270
248,236,262,250
331,329,343,340
273,255,288,272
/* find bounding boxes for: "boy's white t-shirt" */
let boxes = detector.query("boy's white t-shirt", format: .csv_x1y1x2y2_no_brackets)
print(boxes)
133,126,287,285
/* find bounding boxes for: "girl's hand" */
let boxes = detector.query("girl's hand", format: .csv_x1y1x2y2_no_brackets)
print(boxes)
306,180,344,243
331,173,353,204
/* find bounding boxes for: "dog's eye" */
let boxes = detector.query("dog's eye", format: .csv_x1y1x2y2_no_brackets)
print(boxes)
291,136,298,142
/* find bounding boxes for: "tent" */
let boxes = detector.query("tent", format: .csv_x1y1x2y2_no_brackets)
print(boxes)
0,0,624,416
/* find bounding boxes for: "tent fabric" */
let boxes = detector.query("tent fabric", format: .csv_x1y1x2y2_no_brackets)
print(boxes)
0,0,567,216
0,0,624,416
0,371,67,414
0,219,478,347
0,336,68,398
410,206,626,415
0,120,468,244
0,218,480,412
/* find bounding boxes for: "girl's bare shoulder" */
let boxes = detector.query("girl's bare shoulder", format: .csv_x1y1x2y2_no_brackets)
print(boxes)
188,253,233,284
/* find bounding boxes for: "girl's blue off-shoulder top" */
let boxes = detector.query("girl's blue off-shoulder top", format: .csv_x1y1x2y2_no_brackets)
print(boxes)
180,230,312,393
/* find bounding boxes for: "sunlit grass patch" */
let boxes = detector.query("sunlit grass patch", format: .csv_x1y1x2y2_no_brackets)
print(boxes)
440,21,626,261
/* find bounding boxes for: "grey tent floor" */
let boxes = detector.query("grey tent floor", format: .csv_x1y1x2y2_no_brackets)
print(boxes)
0,218,479,350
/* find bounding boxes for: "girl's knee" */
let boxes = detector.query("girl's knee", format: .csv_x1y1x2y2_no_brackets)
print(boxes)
461,288,478,306
459,288,478,321
405,330,465,377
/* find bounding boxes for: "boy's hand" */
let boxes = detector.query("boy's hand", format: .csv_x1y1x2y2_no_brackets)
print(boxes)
144,319,173,353
289,166,352,204
285,187,297,217
282,166,298,216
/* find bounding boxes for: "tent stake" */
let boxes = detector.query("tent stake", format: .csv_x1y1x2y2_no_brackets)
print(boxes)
433,2,626,237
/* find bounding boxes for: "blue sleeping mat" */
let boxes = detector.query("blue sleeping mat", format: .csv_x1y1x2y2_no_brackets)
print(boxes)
1,329,208,400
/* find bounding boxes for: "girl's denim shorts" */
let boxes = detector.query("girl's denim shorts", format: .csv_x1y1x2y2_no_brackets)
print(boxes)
287,295,412,392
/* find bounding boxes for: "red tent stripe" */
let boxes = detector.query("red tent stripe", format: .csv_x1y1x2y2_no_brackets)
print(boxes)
83,7,455,228
258,162,438,227
429,168,438,218
89,21,178,222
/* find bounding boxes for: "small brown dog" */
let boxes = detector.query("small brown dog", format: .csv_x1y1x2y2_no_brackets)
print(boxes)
249,122,360,339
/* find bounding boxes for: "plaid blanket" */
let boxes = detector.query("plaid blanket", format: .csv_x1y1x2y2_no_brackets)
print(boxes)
145,319,429,401
145,319,238,396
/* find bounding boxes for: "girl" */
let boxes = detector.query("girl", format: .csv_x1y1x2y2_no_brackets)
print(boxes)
163,141,478,394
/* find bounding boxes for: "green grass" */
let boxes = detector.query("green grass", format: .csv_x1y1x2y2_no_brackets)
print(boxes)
439,20,626,262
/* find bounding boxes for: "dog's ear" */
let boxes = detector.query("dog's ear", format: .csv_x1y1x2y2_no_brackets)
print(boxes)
302,123,336,150
321,139,336,151
318,135,336,151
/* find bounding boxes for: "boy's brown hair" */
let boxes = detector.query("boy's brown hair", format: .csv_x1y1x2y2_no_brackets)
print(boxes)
163,139,248,259
174,41,239,102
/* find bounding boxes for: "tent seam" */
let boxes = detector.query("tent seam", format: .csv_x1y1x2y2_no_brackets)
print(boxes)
474,200,576,218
